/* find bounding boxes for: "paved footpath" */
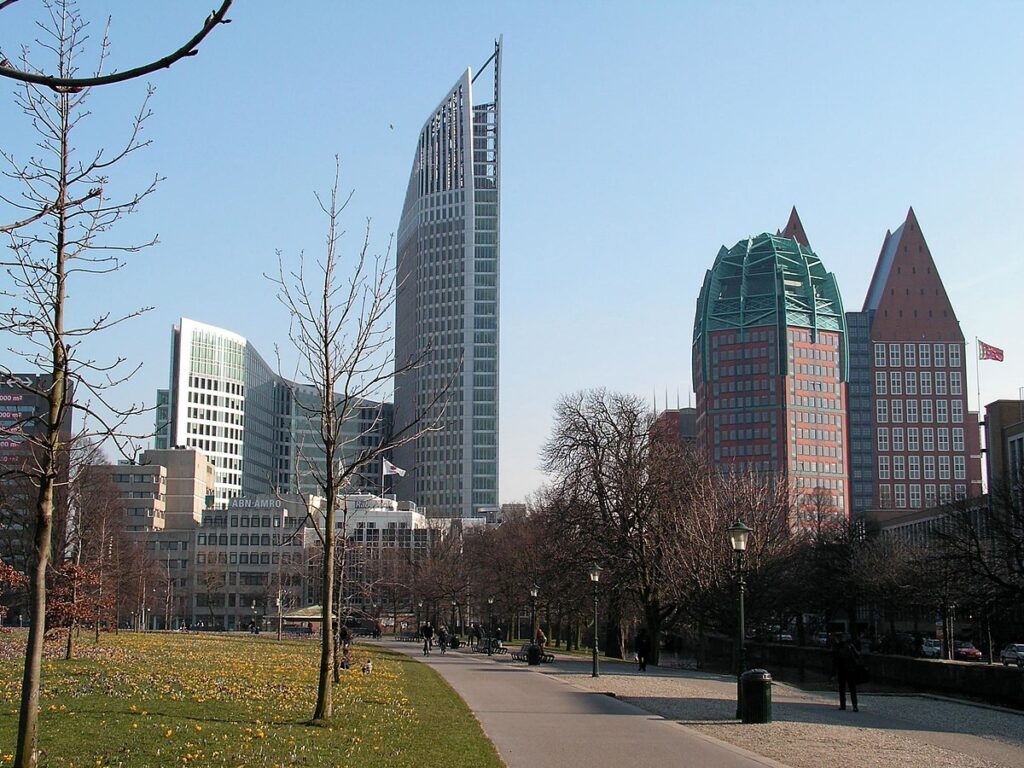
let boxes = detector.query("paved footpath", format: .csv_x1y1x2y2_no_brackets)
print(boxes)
383,640,1024,768
385,640,784,768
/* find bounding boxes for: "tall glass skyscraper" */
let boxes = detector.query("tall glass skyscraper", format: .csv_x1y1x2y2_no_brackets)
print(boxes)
393,41,501,518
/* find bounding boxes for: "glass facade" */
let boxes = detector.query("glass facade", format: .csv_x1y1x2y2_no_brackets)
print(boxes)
160,318,391,509
393,41,500,518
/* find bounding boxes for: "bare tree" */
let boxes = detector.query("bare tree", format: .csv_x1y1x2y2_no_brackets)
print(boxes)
0,0,232,91
267,162,445,722
0,5,228,762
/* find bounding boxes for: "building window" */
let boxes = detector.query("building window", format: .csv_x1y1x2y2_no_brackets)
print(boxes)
940,485,952,503
923,428,935,452
951,399,963,423
875,371,887,395
890,372,902,394
939,456,951,480
935,372,947,395
950,372,962,395
925,484,937,505
909,455,920,479
934,344,946,366
954,456,966,480
921,371,932,395
955,484,967,500
879,484,892,508
874,343,886,367
877,428,889,451
891,400,903,423
938,428,950,451
906,400,918,423
949,344,961,368
878,456,890,480
905,371,917,395
904,344,916,367
919,343,931,366
893,455,906,479
876,400,888,423
936,400,948,423
894,484,906,508
922,400,933,422
908,428,920,451
892,428,904,451
953,428,964,452
889,344,902,367
910,484,922,508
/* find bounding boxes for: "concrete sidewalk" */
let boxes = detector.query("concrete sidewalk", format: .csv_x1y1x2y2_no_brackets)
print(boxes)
384,640,785,768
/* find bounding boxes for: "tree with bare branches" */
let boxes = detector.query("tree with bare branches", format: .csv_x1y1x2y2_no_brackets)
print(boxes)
0,4,228,764
267,162,444,723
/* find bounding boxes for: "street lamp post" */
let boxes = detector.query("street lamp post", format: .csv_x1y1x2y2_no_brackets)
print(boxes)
417,600,423,630
727,521,752,720
276,596,282,641
451,599,458,636
589,563,602,678
251,600,257,634
529,584,539,642
487,596,494,656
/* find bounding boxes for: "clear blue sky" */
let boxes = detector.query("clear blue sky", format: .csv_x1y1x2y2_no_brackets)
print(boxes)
2,1,1022,503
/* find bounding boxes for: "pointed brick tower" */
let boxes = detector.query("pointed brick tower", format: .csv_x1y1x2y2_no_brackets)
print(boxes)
780,206,811,248
846,208,983,515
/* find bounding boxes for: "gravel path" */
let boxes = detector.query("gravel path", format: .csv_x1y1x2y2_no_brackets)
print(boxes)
534,656,1024,768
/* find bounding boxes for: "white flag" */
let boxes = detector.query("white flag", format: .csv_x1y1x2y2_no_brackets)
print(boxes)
383,458,406,477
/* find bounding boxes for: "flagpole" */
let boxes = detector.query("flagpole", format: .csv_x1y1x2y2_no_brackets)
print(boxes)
381,458,385,501
975,336,982,417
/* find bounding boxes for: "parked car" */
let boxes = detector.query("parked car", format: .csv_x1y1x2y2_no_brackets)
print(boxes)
953,641,983,661
999,643,1024,667
921,638,942,658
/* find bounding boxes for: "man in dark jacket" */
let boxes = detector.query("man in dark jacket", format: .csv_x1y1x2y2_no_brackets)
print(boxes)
831,634,860,711
421,621,433,656
634,627,651,672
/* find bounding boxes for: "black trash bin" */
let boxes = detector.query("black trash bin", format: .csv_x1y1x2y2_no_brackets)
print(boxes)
449,635,460,650
527,643,541,666
740,668,772,723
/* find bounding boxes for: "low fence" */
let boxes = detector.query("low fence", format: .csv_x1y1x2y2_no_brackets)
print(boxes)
727,641,1024,710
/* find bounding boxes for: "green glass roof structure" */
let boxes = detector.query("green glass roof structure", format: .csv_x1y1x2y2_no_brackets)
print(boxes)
692,233,847,378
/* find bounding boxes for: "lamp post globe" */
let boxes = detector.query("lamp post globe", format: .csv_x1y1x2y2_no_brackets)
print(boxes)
588,563,602,678
727,521,751,719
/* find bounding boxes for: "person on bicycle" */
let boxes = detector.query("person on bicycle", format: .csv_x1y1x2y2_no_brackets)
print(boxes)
437,624,449,654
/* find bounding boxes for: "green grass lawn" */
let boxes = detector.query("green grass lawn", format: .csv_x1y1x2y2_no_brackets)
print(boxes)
0,630,501,768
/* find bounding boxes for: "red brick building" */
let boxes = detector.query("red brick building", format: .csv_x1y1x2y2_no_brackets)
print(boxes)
847,209,983,513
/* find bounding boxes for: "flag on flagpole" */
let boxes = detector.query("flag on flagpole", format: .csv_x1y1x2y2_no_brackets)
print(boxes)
382,458,407,477
978,341,1004,362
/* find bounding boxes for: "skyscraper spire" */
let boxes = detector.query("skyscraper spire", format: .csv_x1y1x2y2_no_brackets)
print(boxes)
780,206,810,248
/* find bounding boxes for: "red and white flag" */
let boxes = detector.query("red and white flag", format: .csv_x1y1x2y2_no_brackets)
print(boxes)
382,458,407,477
978,340,1004,362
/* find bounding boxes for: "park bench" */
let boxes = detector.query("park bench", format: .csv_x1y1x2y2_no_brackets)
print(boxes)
397,632,420,642
511,643,554,663
475,638,508,654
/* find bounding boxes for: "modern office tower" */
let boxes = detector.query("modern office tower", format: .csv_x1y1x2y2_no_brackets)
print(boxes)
393,40,501,518
692,224,851,523
157,318,390,508
983,399,1024,499
846,209,983,514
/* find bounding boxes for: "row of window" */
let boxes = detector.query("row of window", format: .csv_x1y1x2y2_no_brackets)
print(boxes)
875,370,961,395
878,454,966,480
878,483,967,508
876,399,963,423
877,427,964,452
874,342,961,368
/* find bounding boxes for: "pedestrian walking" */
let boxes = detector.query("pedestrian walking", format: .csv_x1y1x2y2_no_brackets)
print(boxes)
830,633,860,711
634,627,650,672
422,621,434,656
535,626,547,650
